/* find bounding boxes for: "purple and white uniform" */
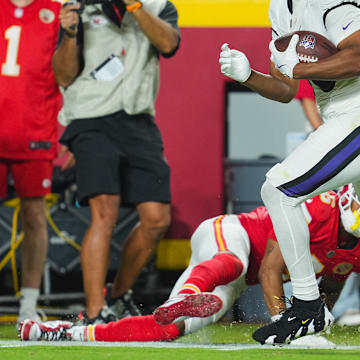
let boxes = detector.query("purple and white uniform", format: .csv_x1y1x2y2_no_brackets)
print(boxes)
262,0,360,301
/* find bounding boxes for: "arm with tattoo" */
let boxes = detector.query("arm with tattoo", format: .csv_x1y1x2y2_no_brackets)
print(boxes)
258,238,287,317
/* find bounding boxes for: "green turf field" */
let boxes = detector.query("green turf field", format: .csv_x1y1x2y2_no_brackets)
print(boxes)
2,347,360,360
1,322,360,360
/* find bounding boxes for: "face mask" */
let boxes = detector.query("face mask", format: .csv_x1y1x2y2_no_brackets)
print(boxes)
340,207,360,237
339,184,360,237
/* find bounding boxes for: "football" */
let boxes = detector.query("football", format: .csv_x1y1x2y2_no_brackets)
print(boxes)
274,31,338,63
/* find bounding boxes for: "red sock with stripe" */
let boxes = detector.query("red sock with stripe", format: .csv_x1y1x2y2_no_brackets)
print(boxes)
93,315,180,342
178,253,243,295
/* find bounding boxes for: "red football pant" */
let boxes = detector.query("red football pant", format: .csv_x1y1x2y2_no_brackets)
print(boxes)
179,252,243,295
93,315,180,342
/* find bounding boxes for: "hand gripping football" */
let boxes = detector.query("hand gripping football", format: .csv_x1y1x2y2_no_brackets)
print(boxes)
274,31,338,63
274,31,338,91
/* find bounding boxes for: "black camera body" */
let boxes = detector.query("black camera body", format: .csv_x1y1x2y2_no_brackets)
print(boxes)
67,0,126,27
66,0,114,14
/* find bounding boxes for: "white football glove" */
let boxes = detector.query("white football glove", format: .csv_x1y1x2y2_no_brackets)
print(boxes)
268,34,299,78
219,43,251,83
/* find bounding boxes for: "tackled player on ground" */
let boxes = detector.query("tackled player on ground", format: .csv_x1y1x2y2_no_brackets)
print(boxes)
19,186,360,344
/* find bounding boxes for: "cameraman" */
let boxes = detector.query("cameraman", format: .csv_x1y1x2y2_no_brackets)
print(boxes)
53,0,180,324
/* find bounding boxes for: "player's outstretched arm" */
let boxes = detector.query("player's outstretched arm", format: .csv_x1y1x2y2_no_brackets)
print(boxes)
258,238,287,319
219,44,299,103
247,62,299,103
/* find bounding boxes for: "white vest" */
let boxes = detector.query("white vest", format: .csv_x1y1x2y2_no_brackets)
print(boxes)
59,0,167,125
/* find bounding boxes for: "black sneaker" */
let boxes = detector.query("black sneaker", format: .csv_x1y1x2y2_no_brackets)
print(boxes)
252,296,334,345
76,305,117,325
105,283,142,319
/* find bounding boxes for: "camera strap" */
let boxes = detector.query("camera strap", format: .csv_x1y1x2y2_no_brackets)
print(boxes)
102,0,126,27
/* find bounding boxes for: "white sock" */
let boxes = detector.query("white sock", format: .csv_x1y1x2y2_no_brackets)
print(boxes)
261,181,320,301
68,326,89,341
19,287,40,315
291,274,320,301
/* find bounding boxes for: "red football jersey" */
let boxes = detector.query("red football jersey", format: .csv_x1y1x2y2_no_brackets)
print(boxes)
0,0,62,160
299,192,360,282
237,206,273,285
239,191,360,285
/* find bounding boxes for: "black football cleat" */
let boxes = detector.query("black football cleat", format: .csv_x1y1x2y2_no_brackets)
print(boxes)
76,305,117,326
105,284,142,319
252,296,334,345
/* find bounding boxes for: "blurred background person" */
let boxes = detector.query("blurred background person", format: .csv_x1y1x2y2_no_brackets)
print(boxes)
296,79,323,133
53,0,180,324
0,0,62,323
333,272,360,326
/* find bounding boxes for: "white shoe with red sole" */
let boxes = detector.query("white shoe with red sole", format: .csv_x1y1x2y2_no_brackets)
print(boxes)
153,293,223,325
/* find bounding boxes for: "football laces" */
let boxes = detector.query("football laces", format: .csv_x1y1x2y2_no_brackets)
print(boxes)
297,53,318,63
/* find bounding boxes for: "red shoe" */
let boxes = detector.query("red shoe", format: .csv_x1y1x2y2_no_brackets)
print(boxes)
18,319,73,341
153,293,222,325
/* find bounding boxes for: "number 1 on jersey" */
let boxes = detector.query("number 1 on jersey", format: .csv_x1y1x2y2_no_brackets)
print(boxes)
2,26,21,77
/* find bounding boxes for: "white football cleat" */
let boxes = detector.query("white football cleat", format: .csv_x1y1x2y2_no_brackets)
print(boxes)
18,320,73,341
153,293,222,325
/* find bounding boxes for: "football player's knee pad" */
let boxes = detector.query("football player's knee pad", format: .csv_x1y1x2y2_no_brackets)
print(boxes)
213,253,244,280
261,180,298,208
261,179,281,205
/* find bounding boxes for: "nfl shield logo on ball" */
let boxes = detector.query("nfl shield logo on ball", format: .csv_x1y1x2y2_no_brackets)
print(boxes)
300,34,316,49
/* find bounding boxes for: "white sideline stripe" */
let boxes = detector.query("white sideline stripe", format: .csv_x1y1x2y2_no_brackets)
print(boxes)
1,340,360,350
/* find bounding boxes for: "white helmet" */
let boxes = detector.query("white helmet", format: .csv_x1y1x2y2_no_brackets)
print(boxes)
339,184,360,237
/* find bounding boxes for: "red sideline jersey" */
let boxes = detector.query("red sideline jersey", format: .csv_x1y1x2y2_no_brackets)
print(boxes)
295,79,315,101
0,0,63,160
239,191,360,285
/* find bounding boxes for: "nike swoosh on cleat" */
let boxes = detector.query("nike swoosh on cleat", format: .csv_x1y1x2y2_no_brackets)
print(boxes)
302,318,310,325
343,21,353,30
288,316,296,321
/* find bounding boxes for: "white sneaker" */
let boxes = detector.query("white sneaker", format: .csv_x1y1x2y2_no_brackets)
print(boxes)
337,309,360,326
153,293,222,325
